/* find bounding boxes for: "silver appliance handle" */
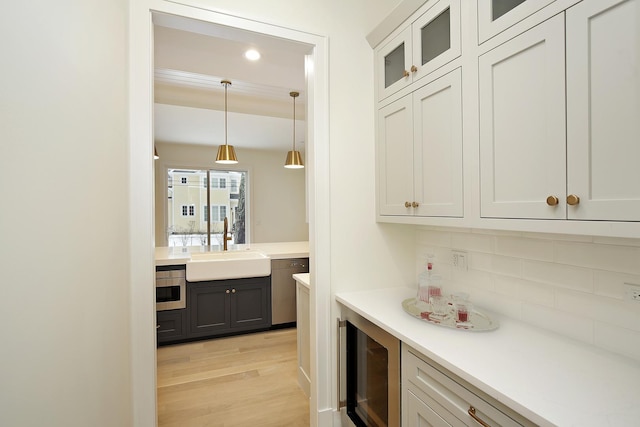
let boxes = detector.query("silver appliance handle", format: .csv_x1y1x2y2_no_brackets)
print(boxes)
337,318,346,410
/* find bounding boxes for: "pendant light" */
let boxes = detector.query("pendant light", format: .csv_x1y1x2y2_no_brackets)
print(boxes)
154,146,159,160
215,80,238,164
284,91,304,169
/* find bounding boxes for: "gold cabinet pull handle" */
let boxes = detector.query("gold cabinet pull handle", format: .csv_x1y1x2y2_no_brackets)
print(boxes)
546,195,559,206
468,407,491,427
412,201,419,208
405,201,411,208
403,70,410,78
410,65,418,73
567,194,580,206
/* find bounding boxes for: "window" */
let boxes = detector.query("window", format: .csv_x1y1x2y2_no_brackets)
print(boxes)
211,205,227,222
211,177,227,189
167,169,247,247
181,204,195,217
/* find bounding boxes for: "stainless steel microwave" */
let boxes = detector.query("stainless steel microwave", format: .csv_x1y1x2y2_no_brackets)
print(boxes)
155,266,186,311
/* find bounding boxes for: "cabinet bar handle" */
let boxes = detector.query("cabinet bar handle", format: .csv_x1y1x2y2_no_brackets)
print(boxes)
567,194,580,206
405,201,411,208
410,65,417,73
546,195,559,206
468,406,491,427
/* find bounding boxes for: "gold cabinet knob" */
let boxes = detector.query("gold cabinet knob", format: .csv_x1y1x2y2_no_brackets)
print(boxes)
546,196,559,206
412,201,419,208
405,201,411,208
226,289,230,294
403,70,410,78
567,194,580,206
410,65,418,73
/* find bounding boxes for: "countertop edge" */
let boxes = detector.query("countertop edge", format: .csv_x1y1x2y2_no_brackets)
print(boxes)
336,286,640,427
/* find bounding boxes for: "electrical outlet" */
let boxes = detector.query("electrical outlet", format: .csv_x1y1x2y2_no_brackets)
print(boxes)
624,283,640,302
452,250,467,271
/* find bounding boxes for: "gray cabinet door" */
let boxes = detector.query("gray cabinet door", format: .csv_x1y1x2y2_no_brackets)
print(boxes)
230,278,271,331
156,309,187,343
189,282,230,337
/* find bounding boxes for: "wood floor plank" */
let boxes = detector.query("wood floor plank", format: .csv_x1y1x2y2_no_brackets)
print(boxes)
157,328,310,426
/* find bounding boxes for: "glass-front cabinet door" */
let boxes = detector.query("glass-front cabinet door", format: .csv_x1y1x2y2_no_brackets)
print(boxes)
477,0,556,43
376,0,460,101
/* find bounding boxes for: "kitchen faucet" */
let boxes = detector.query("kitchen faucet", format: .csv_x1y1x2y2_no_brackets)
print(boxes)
223,217,232,251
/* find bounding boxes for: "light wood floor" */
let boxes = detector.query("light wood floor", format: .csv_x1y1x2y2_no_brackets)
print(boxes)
157,328,310,427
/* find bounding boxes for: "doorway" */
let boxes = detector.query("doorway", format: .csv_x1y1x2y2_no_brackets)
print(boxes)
129,3,331,427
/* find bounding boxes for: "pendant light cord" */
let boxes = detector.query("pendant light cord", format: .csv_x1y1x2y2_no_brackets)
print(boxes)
292,94,296,151
224,82,228,147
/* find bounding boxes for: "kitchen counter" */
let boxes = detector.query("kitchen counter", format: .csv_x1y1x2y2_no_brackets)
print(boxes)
336,286,640,427
155,241,309,266
292,273,310,289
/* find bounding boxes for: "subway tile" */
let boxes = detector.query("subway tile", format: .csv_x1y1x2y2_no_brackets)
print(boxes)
494,275,521,298
469,252,492,272
593,236,640,248
519,279,555,307
522,260,593,293
451,232,495,253
492,255,522,277
495,236,555,262
594,323,640,362
594,271,640,300
451,268,493,292
521,232,593,243
522,303,594,345
554,242,640,275
416,229,452,247
555,290,640,332
473,291,523,320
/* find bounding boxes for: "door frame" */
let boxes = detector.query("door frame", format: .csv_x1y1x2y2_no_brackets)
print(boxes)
129,1,331,426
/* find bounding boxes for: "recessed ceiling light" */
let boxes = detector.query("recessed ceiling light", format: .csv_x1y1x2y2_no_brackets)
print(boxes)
244,49,261,61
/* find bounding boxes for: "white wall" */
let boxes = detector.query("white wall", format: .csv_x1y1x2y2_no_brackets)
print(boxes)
415,227,640,362
154,142,309,245
0,1,132,426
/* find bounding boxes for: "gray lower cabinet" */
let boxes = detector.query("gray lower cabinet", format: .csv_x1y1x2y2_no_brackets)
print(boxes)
156,309,187,344
188,276,272,339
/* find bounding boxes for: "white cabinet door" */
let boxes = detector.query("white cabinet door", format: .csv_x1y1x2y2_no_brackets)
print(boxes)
566,0,640,221
377,27,413,101
378,96,414,215
479,13,566,219
376,0,461,101
411,0,461,82
477,0,556,44
413,68,463,217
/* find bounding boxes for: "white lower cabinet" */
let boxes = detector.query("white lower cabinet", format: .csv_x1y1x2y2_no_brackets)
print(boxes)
402,344,536,427
378,67,463,218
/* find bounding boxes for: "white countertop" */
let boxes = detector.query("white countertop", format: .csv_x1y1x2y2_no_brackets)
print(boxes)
293,273,310,289
155,241,309,266
336,286,640,427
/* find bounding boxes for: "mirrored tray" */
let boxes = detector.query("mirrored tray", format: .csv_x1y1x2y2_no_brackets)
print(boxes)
402,297,499,332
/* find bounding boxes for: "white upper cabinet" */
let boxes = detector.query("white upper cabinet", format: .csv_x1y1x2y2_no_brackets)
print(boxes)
477,0,557,44
480,0,640,222
376,0,461,101
378,68,463,217
479,14,566,219
566,0,640,221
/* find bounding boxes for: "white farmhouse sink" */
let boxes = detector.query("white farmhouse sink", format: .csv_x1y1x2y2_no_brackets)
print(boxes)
186,250,271,281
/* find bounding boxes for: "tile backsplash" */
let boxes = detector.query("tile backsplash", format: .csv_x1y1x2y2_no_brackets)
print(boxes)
415,227,640,362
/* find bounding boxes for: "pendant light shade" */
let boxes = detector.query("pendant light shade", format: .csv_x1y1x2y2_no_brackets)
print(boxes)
216,80,238,164
284,91,304,169
154,146,159,160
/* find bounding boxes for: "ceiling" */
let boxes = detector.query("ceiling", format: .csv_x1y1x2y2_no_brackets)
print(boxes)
153,13,311,152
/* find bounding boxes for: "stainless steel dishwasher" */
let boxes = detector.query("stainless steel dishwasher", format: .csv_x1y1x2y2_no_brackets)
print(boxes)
271,258,309,326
